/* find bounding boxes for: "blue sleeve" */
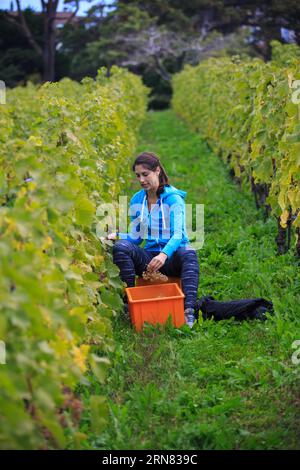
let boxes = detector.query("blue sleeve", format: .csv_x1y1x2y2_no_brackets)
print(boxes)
118,196,143,245
161,195,185,258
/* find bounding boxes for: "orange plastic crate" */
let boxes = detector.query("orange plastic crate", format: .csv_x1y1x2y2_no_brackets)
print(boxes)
125,282,185,331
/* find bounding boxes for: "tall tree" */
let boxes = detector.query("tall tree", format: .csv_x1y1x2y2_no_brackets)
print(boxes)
4,0,81,81
117,1,300,46
0,8,43,86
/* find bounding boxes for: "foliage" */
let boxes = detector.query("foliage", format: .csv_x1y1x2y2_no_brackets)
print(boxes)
172,41,300,240
0,66,148,449
117,1,300,44
3,2,299,106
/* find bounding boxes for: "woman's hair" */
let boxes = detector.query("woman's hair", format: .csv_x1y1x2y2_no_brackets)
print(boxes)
132,151,169,196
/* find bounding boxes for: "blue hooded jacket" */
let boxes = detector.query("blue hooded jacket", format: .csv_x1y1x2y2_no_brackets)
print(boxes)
119,184,190,258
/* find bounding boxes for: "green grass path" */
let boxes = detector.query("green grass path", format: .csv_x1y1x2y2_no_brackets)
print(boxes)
86,110,300,450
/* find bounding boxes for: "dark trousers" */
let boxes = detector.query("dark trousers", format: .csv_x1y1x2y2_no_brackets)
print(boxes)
112,240,200,310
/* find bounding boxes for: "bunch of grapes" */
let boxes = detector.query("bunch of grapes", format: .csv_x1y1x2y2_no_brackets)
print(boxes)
142,266,169,283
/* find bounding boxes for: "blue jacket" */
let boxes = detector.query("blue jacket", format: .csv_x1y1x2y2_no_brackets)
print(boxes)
119,184,190,258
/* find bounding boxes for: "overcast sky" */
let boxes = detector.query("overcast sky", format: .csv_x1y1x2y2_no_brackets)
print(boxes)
0,1,102,15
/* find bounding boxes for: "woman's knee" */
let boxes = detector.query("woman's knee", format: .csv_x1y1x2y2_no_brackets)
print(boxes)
176,248,199,271
176,247,198,261
112,239,134,256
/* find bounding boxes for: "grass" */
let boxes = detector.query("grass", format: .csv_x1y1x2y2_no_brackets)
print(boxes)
79,109,300,450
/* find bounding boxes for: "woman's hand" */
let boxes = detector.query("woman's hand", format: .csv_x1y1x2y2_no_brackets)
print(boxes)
147,253,168,272
107,232,118,241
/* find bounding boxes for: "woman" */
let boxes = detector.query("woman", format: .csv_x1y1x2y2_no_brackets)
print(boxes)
108,152,200,328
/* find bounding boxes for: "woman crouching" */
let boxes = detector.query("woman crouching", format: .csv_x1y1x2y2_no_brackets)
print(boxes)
108,151,200,328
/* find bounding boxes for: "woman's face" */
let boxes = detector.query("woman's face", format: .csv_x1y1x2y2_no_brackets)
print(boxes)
134,164,160,192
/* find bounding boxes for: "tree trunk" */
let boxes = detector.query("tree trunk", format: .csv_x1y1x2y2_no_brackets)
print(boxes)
42,3,57,82
275,217,287,255
296,227,300,257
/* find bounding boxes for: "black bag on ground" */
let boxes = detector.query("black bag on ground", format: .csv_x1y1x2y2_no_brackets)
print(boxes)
194,296,274,322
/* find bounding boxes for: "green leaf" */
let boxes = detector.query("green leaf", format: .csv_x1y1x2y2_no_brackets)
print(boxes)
90,354,111,385
89,395,109,434
75,198,95,226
